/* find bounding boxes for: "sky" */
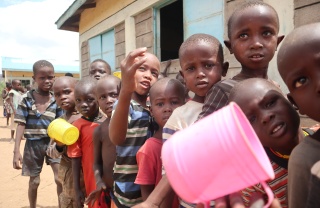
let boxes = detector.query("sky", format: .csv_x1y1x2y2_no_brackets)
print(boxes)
0,0,79,62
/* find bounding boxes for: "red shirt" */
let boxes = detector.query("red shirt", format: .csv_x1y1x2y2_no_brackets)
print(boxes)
135,137,163,186
68,117,99,208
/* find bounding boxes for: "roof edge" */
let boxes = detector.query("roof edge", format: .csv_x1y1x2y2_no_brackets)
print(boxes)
55,0,87,30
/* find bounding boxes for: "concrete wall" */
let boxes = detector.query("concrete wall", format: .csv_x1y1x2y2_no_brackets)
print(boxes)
294,0,320,27
115,22,126,70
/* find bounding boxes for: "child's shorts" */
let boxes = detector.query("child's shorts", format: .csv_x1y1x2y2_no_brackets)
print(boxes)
22,137,61,177
58,158,86,208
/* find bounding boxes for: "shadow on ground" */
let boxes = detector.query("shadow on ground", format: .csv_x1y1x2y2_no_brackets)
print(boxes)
0,138,12,142
21,205,58,208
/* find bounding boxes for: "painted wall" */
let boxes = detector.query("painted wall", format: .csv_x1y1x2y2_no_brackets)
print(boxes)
79,0,136,34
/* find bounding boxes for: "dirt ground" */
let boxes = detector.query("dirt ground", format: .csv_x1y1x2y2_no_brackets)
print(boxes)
0,106,59,208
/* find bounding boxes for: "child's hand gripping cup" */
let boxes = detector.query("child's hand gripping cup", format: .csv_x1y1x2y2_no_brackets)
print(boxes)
48,118,80,145
162,102,275,208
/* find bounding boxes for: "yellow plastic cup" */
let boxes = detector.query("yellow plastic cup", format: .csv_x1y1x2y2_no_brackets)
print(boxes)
47,118,79,145
113,71,121,79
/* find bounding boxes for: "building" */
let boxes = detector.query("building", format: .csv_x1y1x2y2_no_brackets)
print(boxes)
1,56,80,87
55,0,320,128
55,0,320,89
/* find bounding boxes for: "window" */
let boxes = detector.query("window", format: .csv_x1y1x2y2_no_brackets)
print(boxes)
156,0,184,61
88,29,115,71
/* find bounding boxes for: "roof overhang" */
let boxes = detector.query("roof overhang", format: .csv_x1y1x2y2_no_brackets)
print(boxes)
55,0,96,32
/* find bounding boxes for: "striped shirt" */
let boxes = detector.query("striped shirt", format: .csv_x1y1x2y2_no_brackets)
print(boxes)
241,148,288,208
14,89,63,140
198,79,237,120
113,100,153,207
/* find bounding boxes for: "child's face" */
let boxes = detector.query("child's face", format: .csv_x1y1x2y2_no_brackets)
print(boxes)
150,82,184,127
75,85,98,118
96,79,120,118
231,81,300,151
13,81,22,91
225,5,282,71
89,61,110,80
134,53,160,96
278,39,320,122
53,79,76,111
180,42,227,98
32,66,55,92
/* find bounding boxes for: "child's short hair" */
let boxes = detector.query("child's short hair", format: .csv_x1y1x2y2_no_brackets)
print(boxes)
32,60,54,74
90,59,111,72
227,1,279,39
75,77,97,92
149,78,185,103
179,33,224,64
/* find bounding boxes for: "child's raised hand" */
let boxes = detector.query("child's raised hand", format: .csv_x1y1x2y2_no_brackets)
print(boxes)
120,47,147,93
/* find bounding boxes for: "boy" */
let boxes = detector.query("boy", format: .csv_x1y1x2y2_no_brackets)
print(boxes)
13,60,63,208
109,48,160,207
277,22,320,208
229,78,302,208
85,75,121,207
67,77,101,208
48,76,84,208
90,59,112,80
135,78,185,200
8,79,22,142
198,1,284,120
135,33,228,208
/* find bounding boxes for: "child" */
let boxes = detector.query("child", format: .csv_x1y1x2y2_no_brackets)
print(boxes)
48,76,84,208
109,48,160,207
67,77,101,208
8,79,22,142
90,59,112,80
229,78,302,208
13,60,63,208
135,78,185,200
198,1,284,120
85,75,121,207
135,33,228,208
2,82,12,126
277,22,320,208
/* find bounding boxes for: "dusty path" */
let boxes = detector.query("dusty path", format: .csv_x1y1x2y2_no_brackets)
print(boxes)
0,106,58,208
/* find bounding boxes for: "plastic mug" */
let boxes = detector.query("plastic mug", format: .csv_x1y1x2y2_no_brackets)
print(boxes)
162,102,275,208
47,118,79,145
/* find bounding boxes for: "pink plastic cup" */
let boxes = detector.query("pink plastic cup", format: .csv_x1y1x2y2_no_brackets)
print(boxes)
162,102,275,208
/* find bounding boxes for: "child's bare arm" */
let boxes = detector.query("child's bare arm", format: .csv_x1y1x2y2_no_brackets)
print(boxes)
133,175,174,208
109,48,148,145
13,123,25,169
72,157,85,207
92,127,105,189
140,185,155,201
101,127,116,188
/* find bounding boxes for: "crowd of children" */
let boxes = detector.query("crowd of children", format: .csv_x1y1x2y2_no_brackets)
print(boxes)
9,1,320,208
